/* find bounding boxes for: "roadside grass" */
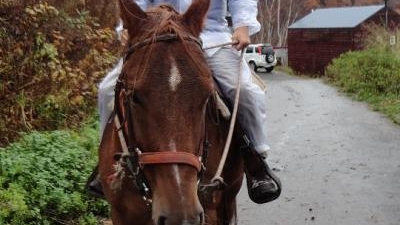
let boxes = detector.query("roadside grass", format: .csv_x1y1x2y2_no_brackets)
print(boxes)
275,65,295,75
353,93,400,124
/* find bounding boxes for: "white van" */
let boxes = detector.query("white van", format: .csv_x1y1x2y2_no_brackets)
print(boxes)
244,44,277,73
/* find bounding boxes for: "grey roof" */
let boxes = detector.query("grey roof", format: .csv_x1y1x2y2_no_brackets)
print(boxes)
289,4,385,29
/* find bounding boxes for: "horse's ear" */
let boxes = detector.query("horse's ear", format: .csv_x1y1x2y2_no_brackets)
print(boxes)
118,0,147,36
181,0,210,36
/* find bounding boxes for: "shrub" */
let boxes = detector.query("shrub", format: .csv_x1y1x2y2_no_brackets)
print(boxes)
0,1,120,146
326,48,400,95
0,118,109,225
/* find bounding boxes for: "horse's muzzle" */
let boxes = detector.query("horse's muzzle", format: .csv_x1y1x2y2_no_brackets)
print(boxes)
156,211,204,225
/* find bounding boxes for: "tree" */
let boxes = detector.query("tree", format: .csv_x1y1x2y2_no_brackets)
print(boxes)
253,0,307,46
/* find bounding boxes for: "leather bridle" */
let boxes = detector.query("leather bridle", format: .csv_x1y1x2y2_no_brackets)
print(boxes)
124,33,203,61
110,33,208,204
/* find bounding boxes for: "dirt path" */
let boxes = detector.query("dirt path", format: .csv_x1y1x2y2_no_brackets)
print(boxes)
236,71,400,225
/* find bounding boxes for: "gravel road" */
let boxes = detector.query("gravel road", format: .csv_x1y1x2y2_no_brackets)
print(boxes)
236,71,400,225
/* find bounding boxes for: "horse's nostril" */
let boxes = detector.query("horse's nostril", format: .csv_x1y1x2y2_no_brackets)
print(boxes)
158,216,167,225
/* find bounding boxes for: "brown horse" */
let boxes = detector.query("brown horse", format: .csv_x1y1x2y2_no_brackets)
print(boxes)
98,0,245,224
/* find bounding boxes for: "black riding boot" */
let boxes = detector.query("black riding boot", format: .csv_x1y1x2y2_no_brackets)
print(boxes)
242,146,282,204
85,166,105,198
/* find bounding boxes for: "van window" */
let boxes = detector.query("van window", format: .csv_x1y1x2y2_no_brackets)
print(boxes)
261,46,271,54
245,47,253,54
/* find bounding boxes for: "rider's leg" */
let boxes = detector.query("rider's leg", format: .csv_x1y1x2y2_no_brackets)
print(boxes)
86,59,123,198
98,59,123,136
205,47,281,204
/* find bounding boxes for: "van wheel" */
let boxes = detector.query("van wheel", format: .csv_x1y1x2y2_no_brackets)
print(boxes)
249,62,258,72
266,67,274,73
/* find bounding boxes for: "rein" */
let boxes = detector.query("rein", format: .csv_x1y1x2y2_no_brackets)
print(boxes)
210,49,243,187
194,41,245,192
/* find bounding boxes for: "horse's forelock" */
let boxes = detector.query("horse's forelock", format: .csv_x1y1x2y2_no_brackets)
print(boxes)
137,4,189,41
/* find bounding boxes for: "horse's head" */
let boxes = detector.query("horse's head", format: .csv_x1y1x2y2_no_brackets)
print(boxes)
116,0,212,224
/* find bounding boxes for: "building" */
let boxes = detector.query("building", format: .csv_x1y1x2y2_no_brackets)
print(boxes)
288,4,400,75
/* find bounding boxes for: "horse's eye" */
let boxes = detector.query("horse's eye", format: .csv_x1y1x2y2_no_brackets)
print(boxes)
131,93,143,105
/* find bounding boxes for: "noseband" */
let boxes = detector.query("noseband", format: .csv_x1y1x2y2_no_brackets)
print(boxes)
109,33,207,204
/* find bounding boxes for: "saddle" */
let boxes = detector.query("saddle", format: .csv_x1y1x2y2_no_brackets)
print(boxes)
210,71,267,122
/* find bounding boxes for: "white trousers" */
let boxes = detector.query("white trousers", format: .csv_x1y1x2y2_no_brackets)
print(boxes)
205,47,269,153
98,48,269,153
98,59,123,136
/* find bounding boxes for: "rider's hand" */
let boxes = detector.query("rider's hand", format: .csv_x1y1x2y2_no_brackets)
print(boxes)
232,26,250,51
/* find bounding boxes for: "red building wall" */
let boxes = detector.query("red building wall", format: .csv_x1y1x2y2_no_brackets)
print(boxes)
288,28,358,75
288,8,400,75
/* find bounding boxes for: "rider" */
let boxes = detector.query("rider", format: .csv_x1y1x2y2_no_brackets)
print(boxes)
89,0,281,204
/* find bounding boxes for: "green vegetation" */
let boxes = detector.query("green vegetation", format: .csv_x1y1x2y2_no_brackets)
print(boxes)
326,25,400,124
0,117,109,225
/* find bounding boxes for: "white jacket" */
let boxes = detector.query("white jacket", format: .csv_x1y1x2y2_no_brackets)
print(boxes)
133,0,260,55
